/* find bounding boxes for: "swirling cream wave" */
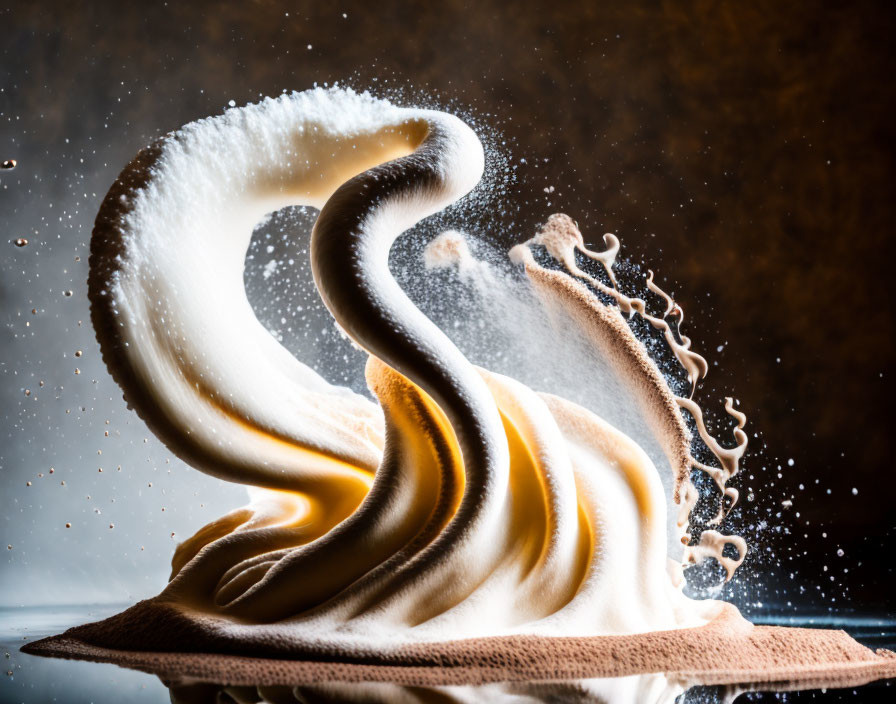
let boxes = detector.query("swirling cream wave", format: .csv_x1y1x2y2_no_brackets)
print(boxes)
88,87,722,642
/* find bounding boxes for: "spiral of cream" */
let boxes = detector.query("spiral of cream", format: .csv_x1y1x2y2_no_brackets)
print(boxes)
88,87,725,644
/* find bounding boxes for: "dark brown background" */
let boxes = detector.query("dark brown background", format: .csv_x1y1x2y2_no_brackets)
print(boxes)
3,0,894,609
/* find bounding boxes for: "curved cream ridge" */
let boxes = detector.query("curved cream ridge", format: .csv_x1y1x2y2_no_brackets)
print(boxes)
89,87,738,642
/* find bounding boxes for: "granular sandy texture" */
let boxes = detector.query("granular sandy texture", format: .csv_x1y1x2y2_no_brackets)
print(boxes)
22,603,896,690
521,259,693,503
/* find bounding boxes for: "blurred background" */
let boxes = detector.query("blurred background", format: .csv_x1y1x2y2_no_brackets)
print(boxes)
2,0,894,616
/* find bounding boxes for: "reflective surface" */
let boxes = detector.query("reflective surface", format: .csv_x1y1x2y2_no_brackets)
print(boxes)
3,605,893,703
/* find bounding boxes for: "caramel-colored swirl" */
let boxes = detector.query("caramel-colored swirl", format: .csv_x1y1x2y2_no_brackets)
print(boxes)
88,88,730,642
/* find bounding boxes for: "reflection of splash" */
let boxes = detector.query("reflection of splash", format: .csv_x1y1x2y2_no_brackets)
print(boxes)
167,674,681,704
147,663,896,704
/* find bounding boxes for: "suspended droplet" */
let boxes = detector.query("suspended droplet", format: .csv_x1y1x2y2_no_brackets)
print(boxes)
1,159,15,169
14,238,28,247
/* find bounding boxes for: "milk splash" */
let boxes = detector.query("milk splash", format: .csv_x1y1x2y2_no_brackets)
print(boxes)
77,87,745,647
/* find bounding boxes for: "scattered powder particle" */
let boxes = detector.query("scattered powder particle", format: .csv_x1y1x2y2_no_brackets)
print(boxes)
262,259,278,280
